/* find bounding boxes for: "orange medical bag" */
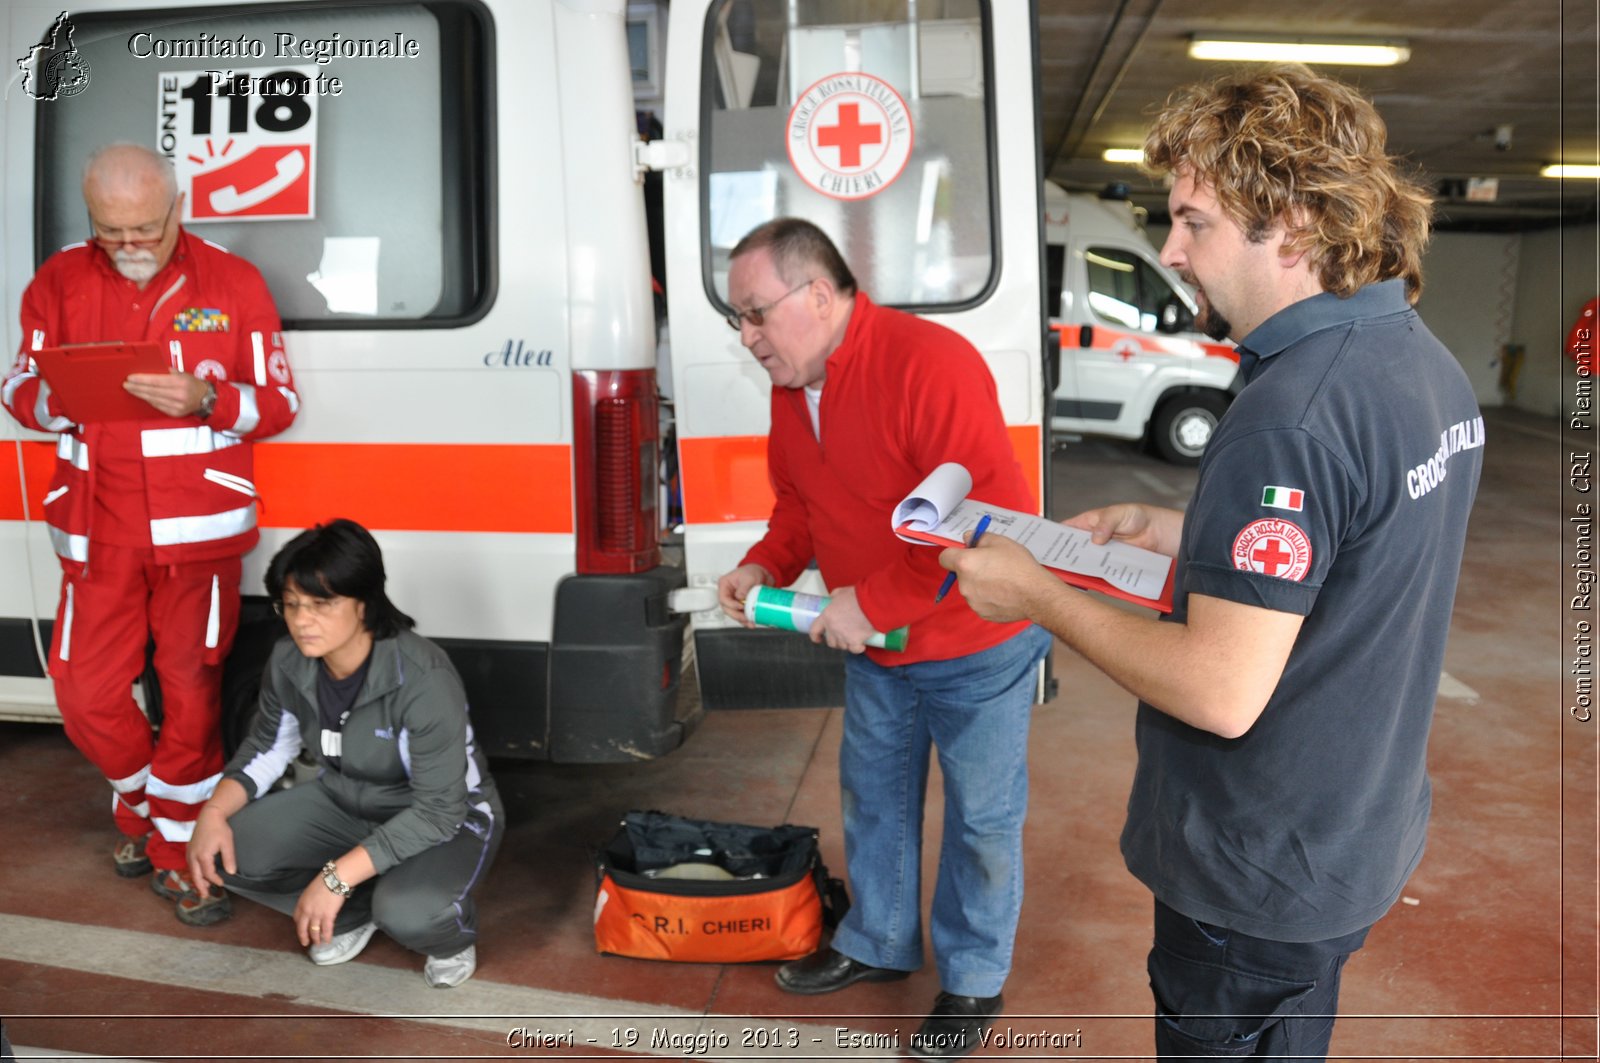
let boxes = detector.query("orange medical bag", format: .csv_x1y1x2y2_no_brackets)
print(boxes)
593,811,847,963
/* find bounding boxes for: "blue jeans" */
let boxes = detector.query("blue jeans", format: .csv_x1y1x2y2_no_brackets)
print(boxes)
1149,899,1371,1059
829,624,1052,998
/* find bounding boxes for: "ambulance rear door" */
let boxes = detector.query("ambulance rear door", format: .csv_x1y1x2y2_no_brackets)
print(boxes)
660,0,1047,709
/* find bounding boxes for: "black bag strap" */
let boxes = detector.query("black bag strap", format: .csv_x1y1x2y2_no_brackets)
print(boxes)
811,859,851,929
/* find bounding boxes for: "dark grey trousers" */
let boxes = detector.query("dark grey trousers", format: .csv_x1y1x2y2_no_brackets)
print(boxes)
1148,899,1371,1060
217,780,502,958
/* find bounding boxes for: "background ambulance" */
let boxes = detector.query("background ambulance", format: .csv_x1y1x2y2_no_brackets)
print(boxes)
1045,179,1239,464
1,0,1050,760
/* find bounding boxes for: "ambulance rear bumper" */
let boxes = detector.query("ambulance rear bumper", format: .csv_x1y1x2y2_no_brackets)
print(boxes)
544,565,694,763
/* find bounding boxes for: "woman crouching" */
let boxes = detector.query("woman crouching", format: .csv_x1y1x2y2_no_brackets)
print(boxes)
186,518,502,988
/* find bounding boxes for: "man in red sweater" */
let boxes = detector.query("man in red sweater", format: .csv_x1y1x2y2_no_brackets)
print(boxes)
717,219,1052,1061
3,143,299,925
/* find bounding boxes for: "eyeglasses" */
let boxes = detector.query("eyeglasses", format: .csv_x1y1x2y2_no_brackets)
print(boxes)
725,280,815,331
89,196,177,250
272,595,343,619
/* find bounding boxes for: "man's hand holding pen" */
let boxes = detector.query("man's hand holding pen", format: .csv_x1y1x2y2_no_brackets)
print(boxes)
938,519,1056,623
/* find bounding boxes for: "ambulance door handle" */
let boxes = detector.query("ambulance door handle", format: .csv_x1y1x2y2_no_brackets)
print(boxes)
668,586,719,614
633,138,693,178
1078,325,1094,348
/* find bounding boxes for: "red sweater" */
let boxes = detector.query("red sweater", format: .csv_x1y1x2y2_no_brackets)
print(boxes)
742,294,1032,665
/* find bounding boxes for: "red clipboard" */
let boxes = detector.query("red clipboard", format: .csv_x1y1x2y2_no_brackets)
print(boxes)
30,341,171,423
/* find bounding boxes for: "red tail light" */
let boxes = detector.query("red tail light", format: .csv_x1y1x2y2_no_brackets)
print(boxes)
572,369,660,573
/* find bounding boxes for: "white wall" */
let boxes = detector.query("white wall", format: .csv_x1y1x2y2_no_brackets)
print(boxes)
1506,223,1599,418
1416,232,1521,409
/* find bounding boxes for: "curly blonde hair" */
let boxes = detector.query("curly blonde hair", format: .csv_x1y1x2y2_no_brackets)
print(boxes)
1144,64,1432,302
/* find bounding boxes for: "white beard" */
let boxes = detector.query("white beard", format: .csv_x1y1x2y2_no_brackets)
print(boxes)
113,248,160,284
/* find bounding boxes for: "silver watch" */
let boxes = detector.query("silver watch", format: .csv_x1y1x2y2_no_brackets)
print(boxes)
196,381,218,420
320,860,353,896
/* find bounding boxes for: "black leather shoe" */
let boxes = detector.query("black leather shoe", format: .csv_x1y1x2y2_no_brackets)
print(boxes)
907,992,1004,1062
773,948,910,995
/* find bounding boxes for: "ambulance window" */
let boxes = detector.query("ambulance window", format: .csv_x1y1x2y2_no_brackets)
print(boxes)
702,0,994,309
1084,247,1174,332
32,2,492,329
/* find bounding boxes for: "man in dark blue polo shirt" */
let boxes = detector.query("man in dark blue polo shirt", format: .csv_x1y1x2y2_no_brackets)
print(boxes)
940,64,1482,1060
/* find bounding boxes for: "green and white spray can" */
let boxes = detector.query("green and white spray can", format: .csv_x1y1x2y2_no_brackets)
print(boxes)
744,584,909,652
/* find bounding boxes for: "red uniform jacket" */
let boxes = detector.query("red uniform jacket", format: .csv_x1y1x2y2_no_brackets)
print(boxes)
742,294,1032,665
3,231,299,564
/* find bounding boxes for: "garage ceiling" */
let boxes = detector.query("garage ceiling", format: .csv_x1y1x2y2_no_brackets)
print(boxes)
1036,0,1599,230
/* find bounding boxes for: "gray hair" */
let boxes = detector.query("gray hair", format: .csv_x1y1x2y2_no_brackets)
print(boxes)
82,142,179,200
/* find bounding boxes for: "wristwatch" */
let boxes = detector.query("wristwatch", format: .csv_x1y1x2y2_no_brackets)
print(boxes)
320,860,353,897
196,380,218,420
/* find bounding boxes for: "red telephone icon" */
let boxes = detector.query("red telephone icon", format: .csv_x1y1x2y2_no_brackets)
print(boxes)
190,145,311,219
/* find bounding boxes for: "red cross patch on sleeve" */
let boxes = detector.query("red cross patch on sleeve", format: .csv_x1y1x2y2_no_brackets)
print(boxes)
1231,519,1313,581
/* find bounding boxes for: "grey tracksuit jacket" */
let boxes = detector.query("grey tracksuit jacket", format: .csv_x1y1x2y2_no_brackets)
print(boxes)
223,629,500,873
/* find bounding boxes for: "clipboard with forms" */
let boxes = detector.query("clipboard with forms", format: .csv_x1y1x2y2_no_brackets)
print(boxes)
893,462,1176,613
30,341,172,423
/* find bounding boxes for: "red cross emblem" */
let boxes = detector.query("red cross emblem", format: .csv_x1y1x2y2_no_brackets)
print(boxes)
1231,518,1312,581
193,358,228,382
1250,537,1293,575
816,103,883,168
787,72,914,202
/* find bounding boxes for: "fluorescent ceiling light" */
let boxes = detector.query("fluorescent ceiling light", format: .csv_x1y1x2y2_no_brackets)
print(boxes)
1102,148,1145,164
1188,36,1410,67
1541,164,1600,179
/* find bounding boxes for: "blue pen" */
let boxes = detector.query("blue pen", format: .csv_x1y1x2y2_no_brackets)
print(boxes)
935,513,992,603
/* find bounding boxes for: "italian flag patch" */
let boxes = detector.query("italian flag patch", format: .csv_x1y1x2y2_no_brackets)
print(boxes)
1261,486,1305,511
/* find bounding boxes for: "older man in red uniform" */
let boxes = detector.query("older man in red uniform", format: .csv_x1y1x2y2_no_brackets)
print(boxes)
717,219,1052,1062
2,142,299,924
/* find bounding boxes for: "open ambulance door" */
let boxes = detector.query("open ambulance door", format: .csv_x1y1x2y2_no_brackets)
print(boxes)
660,0,1050,709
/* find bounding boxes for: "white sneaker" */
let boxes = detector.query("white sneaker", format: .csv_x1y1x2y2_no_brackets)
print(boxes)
308,922,377,966
423,945,476,988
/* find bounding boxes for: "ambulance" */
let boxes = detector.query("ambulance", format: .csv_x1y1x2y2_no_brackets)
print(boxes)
1044,179,1239,464
0,0,1050,761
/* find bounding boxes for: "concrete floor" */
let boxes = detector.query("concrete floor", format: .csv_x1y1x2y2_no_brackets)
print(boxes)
0,406,1594,1061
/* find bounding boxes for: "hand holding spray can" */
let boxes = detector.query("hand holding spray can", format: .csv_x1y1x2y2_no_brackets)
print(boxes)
744,585,909,652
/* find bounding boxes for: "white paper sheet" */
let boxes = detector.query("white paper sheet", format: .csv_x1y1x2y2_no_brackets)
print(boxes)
893,462,1171,602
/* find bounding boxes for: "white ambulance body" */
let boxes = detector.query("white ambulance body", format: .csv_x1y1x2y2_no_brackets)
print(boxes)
0,0,1048,750
1044,180,1239,464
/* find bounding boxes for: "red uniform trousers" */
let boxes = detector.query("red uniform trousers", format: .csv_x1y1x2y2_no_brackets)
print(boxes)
48,543,241,873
